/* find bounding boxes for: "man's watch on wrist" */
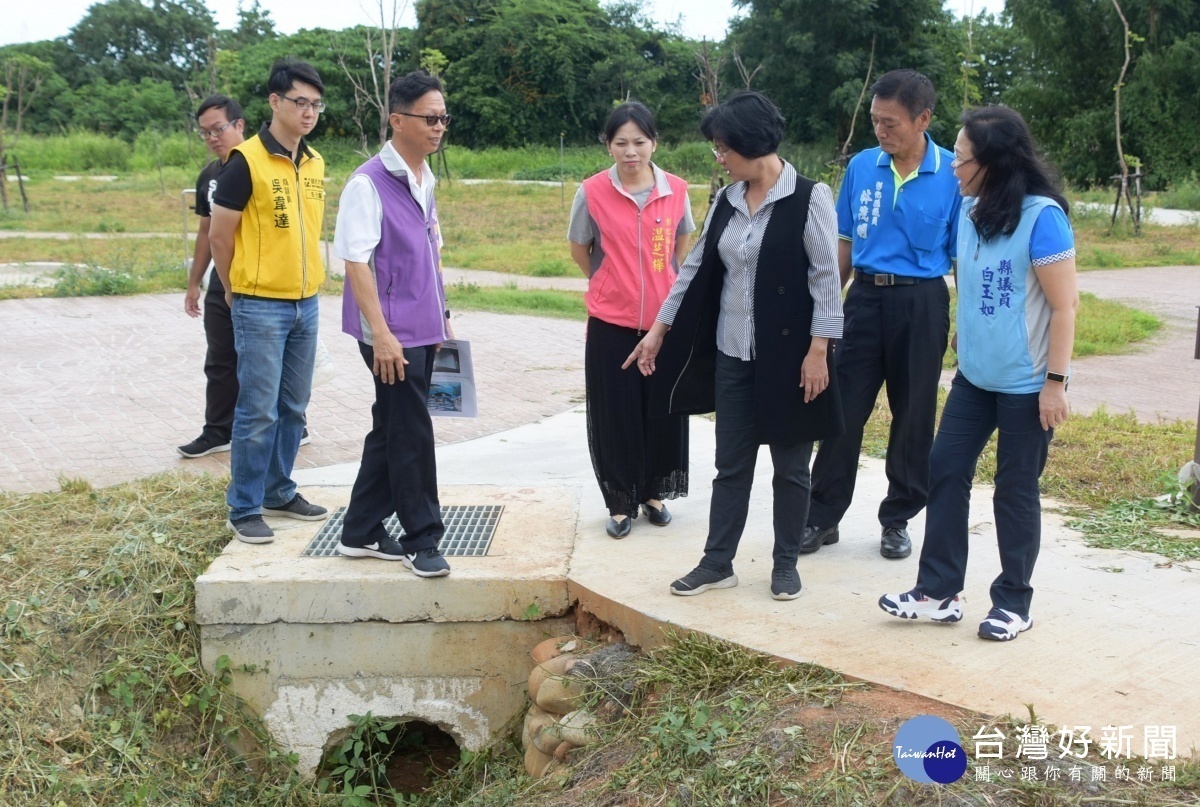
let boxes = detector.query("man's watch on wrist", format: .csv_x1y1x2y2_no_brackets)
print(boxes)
1045,371,1067,384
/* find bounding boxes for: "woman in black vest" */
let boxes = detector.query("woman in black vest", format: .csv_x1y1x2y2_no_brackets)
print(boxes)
624,90,845,601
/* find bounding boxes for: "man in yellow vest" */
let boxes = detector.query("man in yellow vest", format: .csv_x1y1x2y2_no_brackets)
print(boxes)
210,59,329,543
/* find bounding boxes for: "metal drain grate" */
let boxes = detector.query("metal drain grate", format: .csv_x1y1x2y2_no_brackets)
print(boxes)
303,505,503,558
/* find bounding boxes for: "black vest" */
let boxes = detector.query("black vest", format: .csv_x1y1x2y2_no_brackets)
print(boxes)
652,177,844,446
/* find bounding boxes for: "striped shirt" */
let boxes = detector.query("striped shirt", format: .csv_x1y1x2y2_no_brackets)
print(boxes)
657,161,843,360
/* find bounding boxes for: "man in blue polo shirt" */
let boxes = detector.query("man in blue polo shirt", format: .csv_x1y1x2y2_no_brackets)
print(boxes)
802,69,960,560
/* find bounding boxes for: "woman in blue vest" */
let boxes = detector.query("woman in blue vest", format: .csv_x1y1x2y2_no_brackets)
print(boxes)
879,105,1078,641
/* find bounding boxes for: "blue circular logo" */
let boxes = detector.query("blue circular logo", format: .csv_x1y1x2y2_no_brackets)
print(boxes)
893,716,967,784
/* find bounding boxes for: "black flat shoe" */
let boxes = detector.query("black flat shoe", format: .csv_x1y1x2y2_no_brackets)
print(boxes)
606,516,632,538
641,502,671,526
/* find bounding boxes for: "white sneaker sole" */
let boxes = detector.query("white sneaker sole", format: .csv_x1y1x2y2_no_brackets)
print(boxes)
879,596,962,623
336,542,404,561
771,589,801,601
261,506,329,522
178,441,231,458
978,612,1033,641
226,519,274,544
402,556,451,577
670,574,738,596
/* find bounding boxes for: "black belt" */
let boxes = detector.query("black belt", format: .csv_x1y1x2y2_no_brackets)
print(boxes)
854,270,929,287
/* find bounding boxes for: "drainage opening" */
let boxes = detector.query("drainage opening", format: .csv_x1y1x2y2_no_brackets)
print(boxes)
319,717,461,798
304,505,503,557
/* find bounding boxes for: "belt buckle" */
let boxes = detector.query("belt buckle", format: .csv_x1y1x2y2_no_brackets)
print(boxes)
874,273,894,287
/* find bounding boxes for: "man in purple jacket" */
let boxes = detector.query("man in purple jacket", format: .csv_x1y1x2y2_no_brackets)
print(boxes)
333,71,454,576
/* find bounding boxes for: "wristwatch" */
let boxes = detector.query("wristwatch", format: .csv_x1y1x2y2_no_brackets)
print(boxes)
1045,371,1067,384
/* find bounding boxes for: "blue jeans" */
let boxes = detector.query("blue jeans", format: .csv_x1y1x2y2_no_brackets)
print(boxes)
227,295,318,520
916,371,1052,615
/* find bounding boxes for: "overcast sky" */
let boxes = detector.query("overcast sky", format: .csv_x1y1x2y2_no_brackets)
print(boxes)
4,0,1006,48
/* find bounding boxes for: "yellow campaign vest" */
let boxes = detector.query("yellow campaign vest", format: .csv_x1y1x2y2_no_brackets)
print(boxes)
228,134,326,299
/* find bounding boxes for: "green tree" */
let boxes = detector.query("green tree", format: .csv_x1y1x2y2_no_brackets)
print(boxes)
727,0,958,151
67,0,217,91
225,0,278,50
1124,32,1200,187
62,77,187,136
1005,0,1198,186
417,0,702,148
218,27,417,142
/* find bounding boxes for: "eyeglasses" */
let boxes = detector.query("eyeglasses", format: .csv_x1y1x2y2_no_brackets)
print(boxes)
396,112,453,127
711,146,731,161
280,95,326,113
952,156,976,168
197,120,236,139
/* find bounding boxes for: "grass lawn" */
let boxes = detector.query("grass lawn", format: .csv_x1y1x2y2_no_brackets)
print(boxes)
5,176,1199,273
4,474,1199,805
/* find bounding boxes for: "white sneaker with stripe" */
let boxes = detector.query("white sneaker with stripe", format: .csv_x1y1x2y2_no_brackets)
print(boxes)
977,607,1033,641
878,588,963,623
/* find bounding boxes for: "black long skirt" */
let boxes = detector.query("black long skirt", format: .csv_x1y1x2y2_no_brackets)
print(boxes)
585,317,689,517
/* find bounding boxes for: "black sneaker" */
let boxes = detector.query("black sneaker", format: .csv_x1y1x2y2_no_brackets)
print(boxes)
337,535,406,561
669,566,738,596
178,433,231,458
770,567,802,600
880,526,912,559
262,493,328,521
403,547,451,578
299,428,311,446
227,515,275,544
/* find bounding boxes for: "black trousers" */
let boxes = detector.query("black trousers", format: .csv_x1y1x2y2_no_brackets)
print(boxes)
807,278,949,531
585,317,689,517
202,286,239,442
342,342,443,553
698,352,814,574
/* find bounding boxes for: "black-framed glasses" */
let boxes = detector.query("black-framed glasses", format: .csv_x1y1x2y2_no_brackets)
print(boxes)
280,95,326,113
197,120,236,139
396,112,453,127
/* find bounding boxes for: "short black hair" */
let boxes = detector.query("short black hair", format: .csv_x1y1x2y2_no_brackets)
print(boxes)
267,59,324,96
699,89,785,159
871,69,935,120
196,94,244,124
388,71,444,113
602,101,657,144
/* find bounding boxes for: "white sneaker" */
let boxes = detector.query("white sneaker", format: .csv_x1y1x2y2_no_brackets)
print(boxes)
879,588,963,623
977,607,1033,641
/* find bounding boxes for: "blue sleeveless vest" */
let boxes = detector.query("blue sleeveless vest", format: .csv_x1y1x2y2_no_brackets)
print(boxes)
956,195,1065,394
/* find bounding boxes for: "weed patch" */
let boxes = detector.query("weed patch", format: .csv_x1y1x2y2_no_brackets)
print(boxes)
445,281,586,320
52,263,137,296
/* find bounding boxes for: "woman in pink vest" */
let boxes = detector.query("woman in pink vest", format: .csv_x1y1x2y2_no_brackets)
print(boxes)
568,102,697,538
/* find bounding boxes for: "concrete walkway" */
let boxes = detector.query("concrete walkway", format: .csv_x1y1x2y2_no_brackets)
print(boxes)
295,408,1200,755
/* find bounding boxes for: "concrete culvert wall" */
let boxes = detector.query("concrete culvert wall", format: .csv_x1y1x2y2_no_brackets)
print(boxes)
320,717,462,798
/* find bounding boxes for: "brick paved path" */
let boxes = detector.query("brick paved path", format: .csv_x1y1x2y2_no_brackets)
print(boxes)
0,294,584,494
1,265,1196,494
